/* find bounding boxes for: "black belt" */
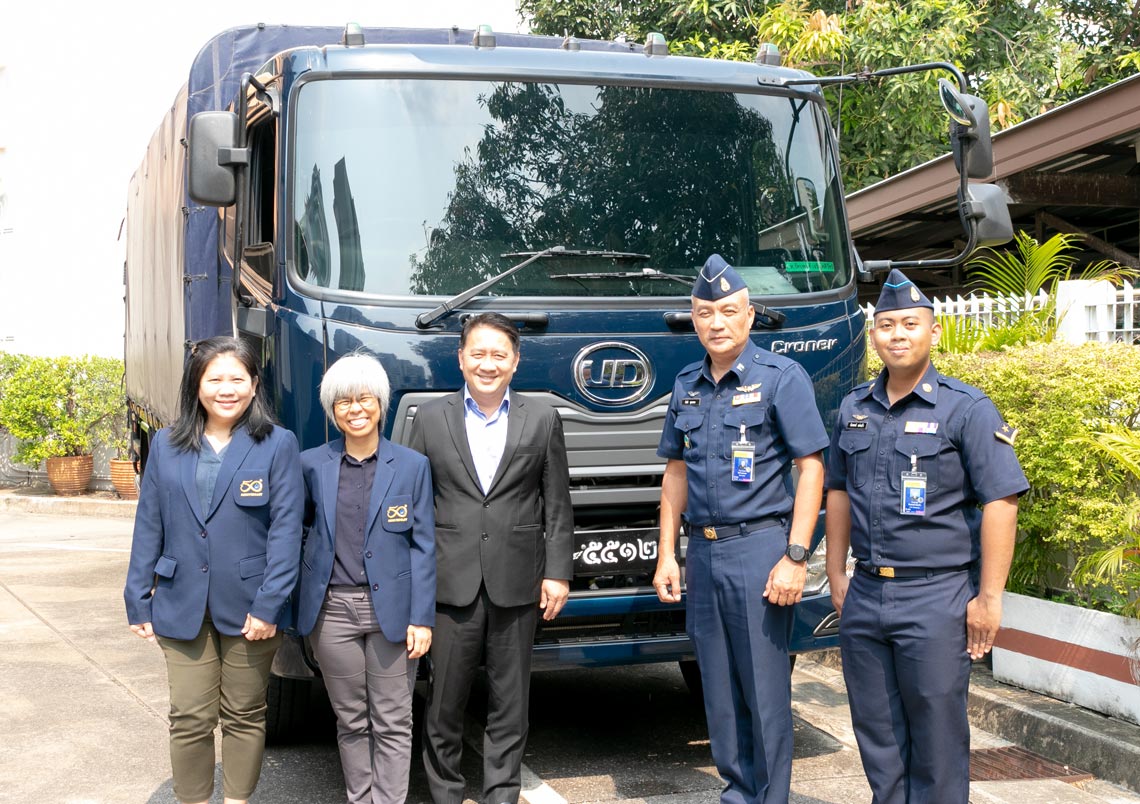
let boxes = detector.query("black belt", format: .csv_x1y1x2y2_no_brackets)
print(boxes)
328,584,369,592
857,562,973,579
686,516,784,540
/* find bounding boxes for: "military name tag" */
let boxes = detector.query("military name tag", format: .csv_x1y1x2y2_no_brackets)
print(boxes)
731,440,755,483
900,471,927,516
681,397,701,407
904,421,939,434
846,421,867,429
732,392,762,406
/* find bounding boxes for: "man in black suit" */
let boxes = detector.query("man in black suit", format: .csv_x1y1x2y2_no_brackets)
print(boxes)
408,312,574,804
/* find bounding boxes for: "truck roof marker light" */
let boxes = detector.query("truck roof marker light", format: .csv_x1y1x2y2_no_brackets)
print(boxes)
342,23,365,47
473,24,496,49
756,43,781,66
644,32,668,56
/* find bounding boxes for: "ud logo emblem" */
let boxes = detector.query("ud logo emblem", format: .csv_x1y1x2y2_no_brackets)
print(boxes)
239,479,264,496
386,504,409,523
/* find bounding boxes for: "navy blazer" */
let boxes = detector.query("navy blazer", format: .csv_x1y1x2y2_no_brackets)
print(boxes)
294,438,436,642
123,426,304,640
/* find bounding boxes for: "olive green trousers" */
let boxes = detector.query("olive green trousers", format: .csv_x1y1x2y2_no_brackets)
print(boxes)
158,620,280,802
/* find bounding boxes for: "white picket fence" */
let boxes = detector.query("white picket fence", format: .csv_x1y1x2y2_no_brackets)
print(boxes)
861,290,1049,330
862,280,1140,345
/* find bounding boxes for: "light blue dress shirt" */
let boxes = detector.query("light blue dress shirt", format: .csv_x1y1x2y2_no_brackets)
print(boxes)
463,386,511,495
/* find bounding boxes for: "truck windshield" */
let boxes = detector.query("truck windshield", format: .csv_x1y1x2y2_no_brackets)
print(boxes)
291,78,851,298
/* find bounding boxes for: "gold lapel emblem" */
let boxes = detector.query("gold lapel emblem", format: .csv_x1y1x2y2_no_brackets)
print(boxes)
922,383,933,393
853,414,867,420
386,504,409,523
239,479,264,496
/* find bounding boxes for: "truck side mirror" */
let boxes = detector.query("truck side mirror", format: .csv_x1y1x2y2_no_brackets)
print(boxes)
938,79,993,180
965,183,1013,248
188,112,244,206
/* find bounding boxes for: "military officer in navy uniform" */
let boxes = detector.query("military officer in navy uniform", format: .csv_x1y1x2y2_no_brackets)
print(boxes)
825,269,1028,804
654,254,829,804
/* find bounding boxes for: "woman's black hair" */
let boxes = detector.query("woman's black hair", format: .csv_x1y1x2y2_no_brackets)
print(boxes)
168,336,278,452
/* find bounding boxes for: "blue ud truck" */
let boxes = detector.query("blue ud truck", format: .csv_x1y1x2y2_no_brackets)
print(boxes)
124,22,1009,737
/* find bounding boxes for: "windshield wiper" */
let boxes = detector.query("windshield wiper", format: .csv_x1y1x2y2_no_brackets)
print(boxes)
548,268,694,287
416,247,654,328
501,249,650,261
415,246,565,329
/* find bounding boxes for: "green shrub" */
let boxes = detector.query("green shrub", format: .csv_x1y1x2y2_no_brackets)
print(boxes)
0,353,27,433
933,343,1140,609
0,355,125,467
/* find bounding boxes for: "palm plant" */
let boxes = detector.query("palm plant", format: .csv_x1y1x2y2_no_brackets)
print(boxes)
961,230,1135,347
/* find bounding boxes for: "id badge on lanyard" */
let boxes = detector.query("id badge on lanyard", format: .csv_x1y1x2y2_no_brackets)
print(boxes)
732,424,755,483
900,453,926,516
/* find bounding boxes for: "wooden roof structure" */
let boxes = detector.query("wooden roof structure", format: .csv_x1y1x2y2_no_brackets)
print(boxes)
847,73,1140,295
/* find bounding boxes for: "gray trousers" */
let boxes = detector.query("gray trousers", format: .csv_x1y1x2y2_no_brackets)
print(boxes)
311,587,417,804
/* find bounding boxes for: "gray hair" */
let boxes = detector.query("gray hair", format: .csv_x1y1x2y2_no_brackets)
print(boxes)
319,353,391,425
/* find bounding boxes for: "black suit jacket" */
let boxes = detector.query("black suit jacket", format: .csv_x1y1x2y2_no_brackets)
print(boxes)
408,390,573,608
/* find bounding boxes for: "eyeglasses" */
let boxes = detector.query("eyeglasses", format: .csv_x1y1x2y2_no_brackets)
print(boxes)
333,395,379,413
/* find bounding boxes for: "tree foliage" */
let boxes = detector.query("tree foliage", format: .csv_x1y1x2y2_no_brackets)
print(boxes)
520,0,1140,190
407,82,784,294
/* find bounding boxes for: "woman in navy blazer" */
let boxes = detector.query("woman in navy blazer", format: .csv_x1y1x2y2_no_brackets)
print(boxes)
295,353,435,804
124,336,303,804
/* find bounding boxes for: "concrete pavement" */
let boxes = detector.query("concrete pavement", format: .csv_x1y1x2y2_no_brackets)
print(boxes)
2,487,1139,803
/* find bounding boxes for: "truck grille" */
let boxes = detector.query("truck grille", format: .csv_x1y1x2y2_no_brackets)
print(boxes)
391,391,671,509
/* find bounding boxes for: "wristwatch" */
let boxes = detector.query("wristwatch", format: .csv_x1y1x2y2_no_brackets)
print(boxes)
785,543,809,563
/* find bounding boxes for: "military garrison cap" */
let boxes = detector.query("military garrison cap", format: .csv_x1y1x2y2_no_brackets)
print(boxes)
692,254,748,300
875,269,934,313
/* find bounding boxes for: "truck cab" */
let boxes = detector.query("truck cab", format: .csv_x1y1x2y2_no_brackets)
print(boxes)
127,23,1008,735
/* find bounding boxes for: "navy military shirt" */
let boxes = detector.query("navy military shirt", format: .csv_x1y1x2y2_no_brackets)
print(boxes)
657,340,829,526
826,363,1029,569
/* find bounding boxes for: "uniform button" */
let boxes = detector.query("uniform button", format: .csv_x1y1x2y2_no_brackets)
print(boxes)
875,484,881,490
483,501,489,508
201,564,209,572
200,530,207,538
481,533,489,541
365,551,373,559
879,450,884,455
872,520,878,525
372,583,379,591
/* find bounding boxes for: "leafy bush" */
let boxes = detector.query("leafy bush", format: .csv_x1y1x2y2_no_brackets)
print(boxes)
0,356,125,467
934,343,1140,611
0,353,27,433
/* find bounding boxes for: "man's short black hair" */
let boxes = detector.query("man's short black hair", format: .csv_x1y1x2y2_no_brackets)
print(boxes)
459,312,520,352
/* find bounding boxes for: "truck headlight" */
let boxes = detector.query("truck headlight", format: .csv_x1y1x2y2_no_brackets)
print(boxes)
803,541,829,596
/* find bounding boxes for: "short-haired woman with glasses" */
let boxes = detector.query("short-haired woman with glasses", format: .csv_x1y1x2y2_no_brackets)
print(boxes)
294,352,436,804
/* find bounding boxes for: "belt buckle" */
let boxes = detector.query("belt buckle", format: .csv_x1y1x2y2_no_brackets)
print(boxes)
878,566,895,578
703,526,718,540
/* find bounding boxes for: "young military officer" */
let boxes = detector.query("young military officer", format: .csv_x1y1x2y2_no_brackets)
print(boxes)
654,254,829,804
825,269,1028,804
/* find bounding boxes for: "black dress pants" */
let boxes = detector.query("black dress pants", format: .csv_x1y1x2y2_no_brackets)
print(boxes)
422,585,539,804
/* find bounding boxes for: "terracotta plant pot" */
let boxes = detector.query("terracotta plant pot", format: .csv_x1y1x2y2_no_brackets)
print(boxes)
45,454,94,496
109,458,139,501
